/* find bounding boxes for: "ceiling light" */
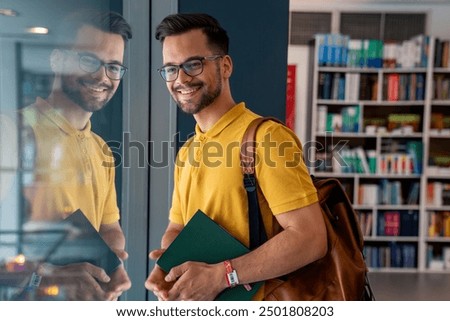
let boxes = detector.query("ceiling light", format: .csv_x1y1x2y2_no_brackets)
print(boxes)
0,9,18,16
26,27,49,35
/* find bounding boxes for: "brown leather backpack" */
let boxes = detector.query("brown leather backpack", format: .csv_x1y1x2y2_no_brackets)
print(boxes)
241,117,374,300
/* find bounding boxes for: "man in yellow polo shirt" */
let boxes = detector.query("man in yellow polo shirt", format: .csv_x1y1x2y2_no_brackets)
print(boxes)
145,13,327,301
19,10,132,300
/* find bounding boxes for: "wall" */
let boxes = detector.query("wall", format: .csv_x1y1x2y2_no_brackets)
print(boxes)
176,0,290,144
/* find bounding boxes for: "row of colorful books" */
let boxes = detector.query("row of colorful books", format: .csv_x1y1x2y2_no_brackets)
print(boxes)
381,140,423,174
357,181,420,206
318,111,423,137
377,210,419,237
434,38,450,68
315,147,422,176
382,73,426,101
318,72,425,101
364,243,416,268
433,74,450,100
316,105,360,133
426,182,450,207
377,153,419,175
318,72,378,102
314,146,375,174
428,211,450,237
315,33,430,69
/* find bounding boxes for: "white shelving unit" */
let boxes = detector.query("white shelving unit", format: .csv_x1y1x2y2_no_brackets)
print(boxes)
309,36,450,273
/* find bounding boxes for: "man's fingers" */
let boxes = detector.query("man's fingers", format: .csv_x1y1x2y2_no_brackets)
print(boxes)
114,249,129,261
145,265,165,291
165,262,189,282
149,248,165,260
80,263,110,283
153,289,169,301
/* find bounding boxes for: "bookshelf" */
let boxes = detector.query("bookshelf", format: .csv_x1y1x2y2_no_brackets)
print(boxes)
310,34,450,273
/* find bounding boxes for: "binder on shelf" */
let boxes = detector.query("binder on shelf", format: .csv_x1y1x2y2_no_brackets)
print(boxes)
157,210,263,301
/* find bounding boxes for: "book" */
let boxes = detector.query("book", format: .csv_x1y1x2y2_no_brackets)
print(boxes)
367,39,383,68
55,209,122,275
354,147,370,173
286,65,296,131
341,105,360,133
157,210,263,301
19,209,122,276
316,34,328,66
383,41,399,68
407,182,420,205
347,39,362,67
384,211,401,236
317,105,328,133
400,210,419,237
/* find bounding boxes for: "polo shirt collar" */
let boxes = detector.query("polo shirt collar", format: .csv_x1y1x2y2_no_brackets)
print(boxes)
195,102,246,138
34,97,92,136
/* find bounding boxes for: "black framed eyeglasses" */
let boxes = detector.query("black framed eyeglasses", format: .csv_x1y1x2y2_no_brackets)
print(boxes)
158,55,223,82
72,52,127,80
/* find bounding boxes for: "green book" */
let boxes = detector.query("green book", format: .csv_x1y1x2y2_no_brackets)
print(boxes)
60,209,122,275
20,209,122,276
157,210,263,301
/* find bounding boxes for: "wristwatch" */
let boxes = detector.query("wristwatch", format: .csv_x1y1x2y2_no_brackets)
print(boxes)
224,260,252,291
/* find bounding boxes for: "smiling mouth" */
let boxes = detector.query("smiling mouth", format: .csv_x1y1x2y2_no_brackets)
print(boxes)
83,82,109,94
177,86,200,95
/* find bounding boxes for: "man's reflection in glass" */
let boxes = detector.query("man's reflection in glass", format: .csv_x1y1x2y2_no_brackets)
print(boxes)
9,9,133,300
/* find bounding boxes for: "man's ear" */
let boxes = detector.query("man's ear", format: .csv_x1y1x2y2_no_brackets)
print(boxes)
50,49,65,73
222,55,233,79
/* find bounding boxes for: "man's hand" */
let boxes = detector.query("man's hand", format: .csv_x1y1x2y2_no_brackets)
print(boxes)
98,222,131,299
145,249,174,300
153,260,226,301
101,265,132,300
113,249,129,261
40,262,111,300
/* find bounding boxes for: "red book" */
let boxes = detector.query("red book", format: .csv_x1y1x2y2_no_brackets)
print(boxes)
286,65,296,131
384,211,401,236
387,74,400,101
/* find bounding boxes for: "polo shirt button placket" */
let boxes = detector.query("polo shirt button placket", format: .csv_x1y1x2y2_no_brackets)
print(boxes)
195,135,206,164
195,149,201,163
77,133,91,177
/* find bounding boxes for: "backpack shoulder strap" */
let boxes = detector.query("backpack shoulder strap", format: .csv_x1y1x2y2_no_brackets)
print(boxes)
241,116,283,249
240,117,283,175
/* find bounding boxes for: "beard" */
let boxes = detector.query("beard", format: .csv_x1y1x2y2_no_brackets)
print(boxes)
60,74,115,113
172,66,222,115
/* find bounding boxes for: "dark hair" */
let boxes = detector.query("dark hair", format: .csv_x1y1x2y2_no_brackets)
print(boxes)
155,13,229,54
58,10,132,47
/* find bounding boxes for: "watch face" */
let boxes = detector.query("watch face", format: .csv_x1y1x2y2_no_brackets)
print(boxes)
227,270,239,287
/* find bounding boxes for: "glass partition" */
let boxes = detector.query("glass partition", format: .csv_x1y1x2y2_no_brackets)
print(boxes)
0,0,126,300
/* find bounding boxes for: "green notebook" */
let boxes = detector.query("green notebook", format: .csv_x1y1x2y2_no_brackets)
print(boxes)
157,210,262,301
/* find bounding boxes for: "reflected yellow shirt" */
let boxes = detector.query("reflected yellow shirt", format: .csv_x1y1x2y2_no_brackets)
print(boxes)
21,98,119,231
169,102,318,299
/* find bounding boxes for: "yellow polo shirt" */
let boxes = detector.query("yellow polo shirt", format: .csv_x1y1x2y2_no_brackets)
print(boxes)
169,102,318,299
21,98,119,231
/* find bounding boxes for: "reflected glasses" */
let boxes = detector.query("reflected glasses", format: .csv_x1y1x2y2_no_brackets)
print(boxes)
158,55,223,82
69,51,127,80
